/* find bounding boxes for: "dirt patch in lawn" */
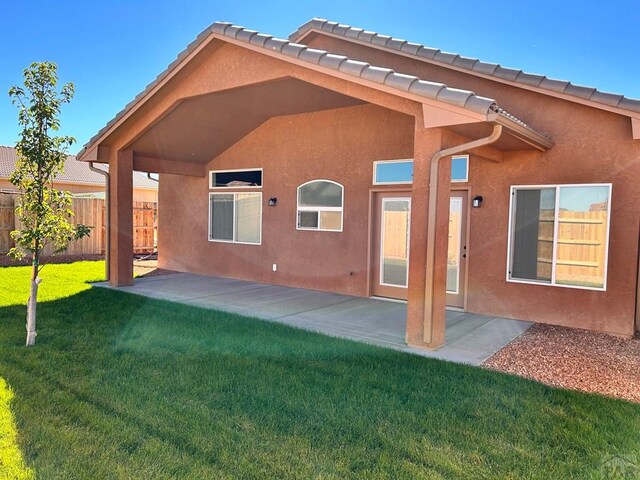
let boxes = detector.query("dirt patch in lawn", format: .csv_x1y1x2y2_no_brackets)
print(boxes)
484,324,640,403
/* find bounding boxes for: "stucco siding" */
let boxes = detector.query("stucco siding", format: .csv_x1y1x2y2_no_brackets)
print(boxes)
158,103,413,296
300,35,640,336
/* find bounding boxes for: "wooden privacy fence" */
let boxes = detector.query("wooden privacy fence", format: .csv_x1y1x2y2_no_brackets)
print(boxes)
537,209,608,287
0,193,156,256
383,210,409,261
0,193,15,254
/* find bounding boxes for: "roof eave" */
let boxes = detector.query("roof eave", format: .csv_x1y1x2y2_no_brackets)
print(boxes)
77,26,220,162
292,24,640,120
77,27,498,161
488,113,554,151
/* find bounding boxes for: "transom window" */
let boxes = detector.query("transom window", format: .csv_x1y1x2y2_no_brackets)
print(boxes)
209,169,262,188
451,155,469,182
373,160,413,184
297,180,343,231
507,183,611,290
209,192,262,244
372,157,469,184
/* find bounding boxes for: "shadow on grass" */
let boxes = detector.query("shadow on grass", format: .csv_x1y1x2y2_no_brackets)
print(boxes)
0,377,34,480
0,286,639,479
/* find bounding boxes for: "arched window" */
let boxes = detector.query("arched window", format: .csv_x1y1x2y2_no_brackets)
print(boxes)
297,180,343,232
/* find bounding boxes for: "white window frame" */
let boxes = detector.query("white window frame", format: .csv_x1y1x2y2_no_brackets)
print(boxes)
209,168,263,189
296,179,344,232
373,159,414,185
451,155,469,183
208,192,262,245
506,183,612,291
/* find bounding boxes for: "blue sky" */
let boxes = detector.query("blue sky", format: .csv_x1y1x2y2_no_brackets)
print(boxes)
1,0,638,154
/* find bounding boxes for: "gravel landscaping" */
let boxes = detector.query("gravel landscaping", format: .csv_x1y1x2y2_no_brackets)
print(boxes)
484,324,640,403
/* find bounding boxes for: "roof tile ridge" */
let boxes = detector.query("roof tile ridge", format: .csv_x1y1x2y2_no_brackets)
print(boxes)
217,22,497,116
291,18,640,114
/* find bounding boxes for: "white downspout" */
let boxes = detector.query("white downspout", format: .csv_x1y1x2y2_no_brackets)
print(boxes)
423,124,504,343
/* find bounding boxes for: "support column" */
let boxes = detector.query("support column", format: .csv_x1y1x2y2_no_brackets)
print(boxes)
406,125,450,349
109,150,134,286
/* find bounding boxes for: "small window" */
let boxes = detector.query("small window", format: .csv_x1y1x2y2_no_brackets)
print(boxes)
209,192,262,244
297,180,343,231
210,169,262,188
451,155,468,182
508,184,611,290
373,160,413,184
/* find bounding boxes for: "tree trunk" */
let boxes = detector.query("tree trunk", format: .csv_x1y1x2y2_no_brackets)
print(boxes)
25,262,40,347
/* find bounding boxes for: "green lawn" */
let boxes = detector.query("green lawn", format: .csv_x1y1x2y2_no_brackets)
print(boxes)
0,261,638,479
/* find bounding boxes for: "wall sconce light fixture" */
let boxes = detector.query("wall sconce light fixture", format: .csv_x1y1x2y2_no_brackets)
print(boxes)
472,195,483,208
269,197,278,206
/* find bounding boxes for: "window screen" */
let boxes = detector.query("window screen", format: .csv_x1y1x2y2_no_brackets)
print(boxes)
209,192,262,244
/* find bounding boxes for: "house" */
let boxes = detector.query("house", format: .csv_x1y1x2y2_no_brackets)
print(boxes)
76,19,640,348
0,146,158,202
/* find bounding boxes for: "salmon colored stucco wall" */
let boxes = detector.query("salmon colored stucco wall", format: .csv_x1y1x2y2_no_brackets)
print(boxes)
159,103,414,296
99,42,419,164
304,34,640,336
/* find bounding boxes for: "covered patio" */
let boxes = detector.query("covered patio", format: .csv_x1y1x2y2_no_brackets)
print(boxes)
78,21,551,351
97,273,531,365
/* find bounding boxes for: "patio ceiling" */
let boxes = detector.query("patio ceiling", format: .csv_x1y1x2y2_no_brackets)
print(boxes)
125,77,364,164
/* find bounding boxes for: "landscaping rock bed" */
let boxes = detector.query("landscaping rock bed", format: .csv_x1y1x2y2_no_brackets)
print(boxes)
484,324,640,403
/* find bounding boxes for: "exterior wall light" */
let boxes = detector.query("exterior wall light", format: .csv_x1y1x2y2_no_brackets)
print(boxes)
472,195,483,208
269,197,278,206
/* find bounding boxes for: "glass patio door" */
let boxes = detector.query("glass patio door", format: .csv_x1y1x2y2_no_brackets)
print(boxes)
372,194,411,300
446,191,468,308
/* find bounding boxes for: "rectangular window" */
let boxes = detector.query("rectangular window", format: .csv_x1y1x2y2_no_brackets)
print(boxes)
451,155,469,182
209,192,262,244
373,160,413,184
507,184,611,290
209,169,262,188
372,157,468,184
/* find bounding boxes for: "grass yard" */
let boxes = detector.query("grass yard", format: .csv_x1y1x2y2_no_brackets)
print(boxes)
0,261,639,479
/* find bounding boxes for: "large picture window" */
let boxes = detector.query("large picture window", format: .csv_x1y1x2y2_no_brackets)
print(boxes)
209,192,262,244
507,184,611,290
297,180,343,231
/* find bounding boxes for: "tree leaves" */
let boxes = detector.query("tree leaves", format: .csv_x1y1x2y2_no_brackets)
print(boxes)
8,61,89,268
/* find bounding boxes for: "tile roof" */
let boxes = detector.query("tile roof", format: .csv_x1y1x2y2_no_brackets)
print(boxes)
0,146,157,189
81,21,548,157
290,18,640,115
211,22,497,116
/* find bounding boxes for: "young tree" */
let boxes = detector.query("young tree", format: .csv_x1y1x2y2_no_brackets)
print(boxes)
8,61,89,346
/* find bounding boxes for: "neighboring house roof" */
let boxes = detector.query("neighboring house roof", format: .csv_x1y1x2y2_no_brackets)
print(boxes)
79,20,549,159
0,146,157,189
290,18,640,116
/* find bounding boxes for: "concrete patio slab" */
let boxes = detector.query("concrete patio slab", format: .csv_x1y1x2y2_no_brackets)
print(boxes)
95,273,532,365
